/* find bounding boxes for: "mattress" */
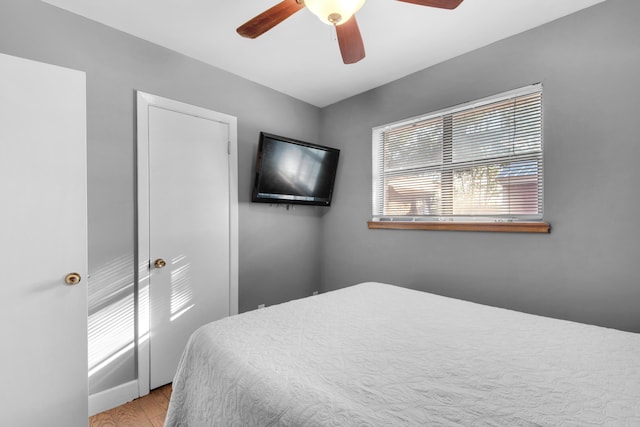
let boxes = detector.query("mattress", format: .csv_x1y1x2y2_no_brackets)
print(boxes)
165,282,640,426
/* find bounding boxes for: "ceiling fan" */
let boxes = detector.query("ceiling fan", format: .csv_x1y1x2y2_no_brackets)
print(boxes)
237,0,464,65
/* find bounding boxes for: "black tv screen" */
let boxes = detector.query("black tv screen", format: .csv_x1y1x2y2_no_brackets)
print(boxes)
252,132,340,206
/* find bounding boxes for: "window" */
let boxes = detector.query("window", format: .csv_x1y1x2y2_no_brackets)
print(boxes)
371,84,548,232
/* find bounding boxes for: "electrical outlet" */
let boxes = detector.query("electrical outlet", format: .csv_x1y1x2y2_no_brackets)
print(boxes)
258,304,265,309
312,291,318,296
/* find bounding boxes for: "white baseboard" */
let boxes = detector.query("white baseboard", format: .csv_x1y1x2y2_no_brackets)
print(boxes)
89,380,140,416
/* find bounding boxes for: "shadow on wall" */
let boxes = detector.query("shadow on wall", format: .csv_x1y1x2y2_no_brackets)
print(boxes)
88,253,197,394
87,254,136,393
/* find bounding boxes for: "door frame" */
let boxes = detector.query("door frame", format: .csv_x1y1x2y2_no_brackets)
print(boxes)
136,91,239,397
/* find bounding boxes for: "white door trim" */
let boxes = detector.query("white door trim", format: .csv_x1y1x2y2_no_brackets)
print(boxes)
136,91,238,397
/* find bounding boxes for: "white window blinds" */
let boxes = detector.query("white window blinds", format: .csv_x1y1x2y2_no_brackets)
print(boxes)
372,84,543,222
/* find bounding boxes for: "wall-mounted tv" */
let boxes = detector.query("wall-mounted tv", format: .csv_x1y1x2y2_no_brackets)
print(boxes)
252,132,340,206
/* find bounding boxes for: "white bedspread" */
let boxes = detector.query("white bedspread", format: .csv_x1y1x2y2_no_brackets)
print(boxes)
165,282,640,426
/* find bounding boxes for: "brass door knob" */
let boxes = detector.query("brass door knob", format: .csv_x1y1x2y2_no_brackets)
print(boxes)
154,258,167,268
65,272,82,285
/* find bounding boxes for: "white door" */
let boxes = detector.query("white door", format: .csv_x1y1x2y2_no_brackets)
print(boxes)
0,53,87,426
137,93,239,392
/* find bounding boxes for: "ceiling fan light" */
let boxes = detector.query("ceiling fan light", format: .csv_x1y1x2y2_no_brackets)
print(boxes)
305,0,366,25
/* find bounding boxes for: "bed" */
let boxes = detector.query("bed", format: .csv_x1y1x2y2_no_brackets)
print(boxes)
165,282,640,426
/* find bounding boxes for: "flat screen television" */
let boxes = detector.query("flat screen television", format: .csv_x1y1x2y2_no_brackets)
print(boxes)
252,132,340,206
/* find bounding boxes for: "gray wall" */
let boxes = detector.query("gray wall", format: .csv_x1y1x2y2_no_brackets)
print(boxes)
0,0,323,394
319,0,640,333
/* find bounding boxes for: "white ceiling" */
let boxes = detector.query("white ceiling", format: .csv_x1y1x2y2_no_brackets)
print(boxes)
42,0,606,107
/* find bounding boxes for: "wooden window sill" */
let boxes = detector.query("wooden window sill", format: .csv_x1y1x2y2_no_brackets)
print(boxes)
367,221,550,233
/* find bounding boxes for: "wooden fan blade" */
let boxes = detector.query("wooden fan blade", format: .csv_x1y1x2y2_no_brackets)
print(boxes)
336,16,366,64
237,0,304,39
396,0,463,10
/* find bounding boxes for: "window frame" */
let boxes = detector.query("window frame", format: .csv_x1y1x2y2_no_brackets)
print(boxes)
370,84,550,233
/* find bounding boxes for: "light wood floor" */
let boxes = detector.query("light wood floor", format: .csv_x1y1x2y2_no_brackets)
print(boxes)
89,384,172,427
